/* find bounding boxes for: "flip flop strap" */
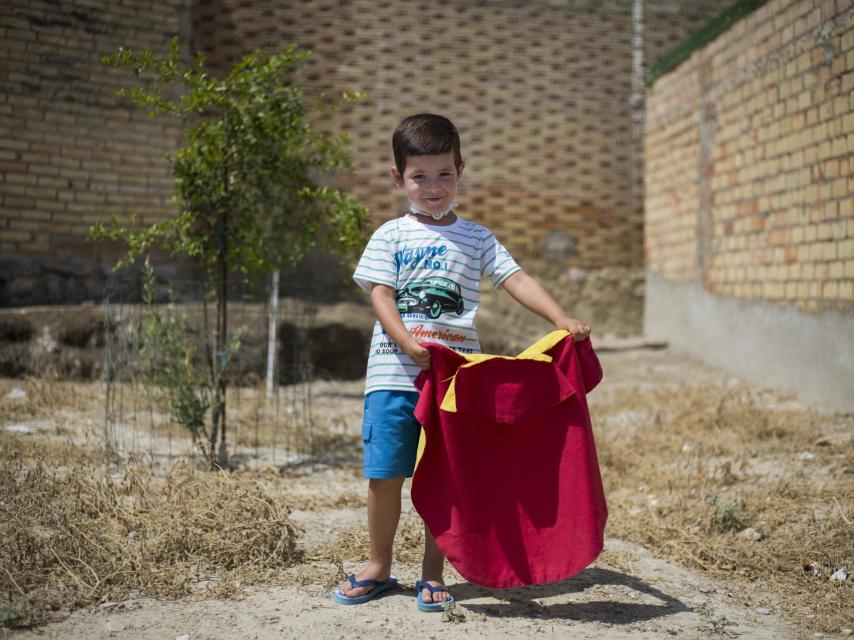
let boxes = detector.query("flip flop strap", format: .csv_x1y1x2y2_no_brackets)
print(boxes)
348,574,384,589
416,580,447,594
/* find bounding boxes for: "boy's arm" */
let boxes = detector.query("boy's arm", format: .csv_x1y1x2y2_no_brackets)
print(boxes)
370,284,431,369
501,271,591,340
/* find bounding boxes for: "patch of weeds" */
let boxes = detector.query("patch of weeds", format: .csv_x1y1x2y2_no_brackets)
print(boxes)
0,602,29,627
696,602,739,637
707,495,749,533
331,553,347,582
441,601,467,624
0,449,303,627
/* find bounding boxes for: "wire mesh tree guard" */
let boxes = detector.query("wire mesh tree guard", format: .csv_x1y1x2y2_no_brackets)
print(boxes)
102,276,317,469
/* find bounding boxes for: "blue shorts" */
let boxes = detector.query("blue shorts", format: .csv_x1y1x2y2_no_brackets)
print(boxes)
361,390,421,479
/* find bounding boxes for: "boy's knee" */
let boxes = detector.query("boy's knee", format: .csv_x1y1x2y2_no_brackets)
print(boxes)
369,476,406,492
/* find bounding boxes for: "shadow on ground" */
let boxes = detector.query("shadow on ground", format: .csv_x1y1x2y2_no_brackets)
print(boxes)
454,567,689,624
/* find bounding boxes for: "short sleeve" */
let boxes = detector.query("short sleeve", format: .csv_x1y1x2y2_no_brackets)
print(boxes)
353,227,398,293
481,230,522,289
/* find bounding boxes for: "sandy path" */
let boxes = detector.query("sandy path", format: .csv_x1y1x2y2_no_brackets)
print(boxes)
7,535,797,639
6,466,800,639
3,343,825,639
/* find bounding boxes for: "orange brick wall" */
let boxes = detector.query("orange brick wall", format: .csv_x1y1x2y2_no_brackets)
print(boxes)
645,0,853,311
0,0,191,303
192,0,730,274
0,0,732,305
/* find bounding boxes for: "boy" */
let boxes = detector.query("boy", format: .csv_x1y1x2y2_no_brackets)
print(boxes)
335,114,590,610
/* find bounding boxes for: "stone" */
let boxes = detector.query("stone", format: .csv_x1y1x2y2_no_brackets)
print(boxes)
829,568,848,582
567,266,588,282
739,527,763,541
5,424,32,434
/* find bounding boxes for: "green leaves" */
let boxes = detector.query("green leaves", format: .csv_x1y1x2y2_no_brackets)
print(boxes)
92,37,368,279
137,261,211,437
92,38,370,464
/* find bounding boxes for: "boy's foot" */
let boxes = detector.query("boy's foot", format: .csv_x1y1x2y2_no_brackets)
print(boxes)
416,579,454,612
334,574,397,605
337,566,392,599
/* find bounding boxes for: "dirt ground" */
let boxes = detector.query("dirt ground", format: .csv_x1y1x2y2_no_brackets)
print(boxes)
1,340,852,639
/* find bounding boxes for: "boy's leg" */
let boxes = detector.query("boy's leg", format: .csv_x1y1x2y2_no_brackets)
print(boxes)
420,523,451,603
339,389,419,599
338,476,405,597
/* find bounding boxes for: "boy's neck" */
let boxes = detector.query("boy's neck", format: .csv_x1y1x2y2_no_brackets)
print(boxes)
406,211,458,227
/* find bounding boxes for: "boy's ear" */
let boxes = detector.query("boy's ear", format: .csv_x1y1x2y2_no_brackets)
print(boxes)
457,162,465,179
390,166,404,187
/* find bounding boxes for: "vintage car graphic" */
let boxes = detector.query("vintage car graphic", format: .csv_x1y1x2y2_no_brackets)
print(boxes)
396,277,464,319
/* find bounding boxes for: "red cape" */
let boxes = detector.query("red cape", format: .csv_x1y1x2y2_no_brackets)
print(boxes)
412,331,606,588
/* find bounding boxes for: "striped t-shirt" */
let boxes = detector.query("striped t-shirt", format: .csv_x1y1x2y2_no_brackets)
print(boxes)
353,213,521,395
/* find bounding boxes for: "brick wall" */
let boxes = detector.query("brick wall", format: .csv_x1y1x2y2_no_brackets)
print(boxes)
1,0,730,305
645,0,853,312
0,0,191,304
192,0,730,276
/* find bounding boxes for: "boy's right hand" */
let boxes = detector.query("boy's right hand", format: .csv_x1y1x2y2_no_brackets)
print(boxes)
406,340,431,370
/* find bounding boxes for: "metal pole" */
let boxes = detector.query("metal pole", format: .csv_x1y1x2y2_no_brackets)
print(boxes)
266,269,279,399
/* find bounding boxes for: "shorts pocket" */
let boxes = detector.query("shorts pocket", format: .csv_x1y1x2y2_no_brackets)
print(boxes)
361,420,373,467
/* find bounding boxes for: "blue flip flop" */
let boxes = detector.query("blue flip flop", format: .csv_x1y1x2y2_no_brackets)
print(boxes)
415,579,455,612
334,574,398,605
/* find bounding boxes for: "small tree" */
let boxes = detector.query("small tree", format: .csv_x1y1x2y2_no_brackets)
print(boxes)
134,259,246,461
93,38,367,467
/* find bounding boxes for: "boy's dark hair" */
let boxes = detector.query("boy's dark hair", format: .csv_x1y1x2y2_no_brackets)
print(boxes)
392,114,463,176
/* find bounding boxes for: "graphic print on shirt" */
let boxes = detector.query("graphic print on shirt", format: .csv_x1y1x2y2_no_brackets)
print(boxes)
395,276,465,319
352,214,522,394
394,244,450,273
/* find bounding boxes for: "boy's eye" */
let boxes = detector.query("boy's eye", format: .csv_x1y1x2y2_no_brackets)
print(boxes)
409,171,454,180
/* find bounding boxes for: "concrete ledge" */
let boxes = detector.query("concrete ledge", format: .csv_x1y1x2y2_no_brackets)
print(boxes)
644,274,854,411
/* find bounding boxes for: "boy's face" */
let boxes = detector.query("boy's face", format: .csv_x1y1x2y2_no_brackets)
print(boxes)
391,152,464,216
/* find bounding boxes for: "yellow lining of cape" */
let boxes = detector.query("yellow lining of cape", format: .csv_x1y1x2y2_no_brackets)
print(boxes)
415,330,570,468
439,330,570,413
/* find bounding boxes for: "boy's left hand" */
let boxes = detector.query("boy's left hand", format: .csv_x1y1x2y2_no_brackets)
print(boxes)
555,316,590,340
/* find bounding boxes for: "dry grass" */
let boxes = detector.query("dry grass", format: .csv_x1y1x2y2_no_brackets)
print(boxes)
594,381,854,633
312,512,426,567
0,433,302,628
0,378,102,424
99,379,358,466
2,357,852,634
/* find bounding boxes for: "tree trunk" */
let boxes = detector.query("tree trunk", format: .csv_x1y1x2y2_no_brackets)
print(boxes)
201,295,216,462
217,212,228,467
209,197,229,468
